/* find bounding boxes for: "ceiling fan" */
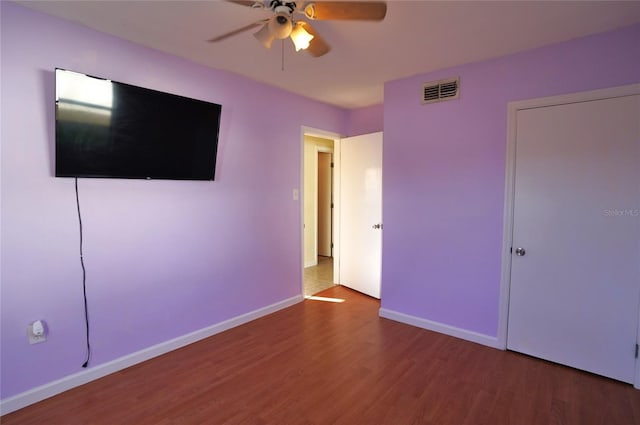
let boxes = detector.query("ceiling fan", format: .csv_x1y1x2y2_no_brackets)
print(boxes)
208,1,387,57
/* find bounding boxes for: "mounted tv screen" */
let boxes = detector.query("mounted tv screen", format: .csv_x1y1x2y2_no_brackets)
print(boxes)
55,68,221,180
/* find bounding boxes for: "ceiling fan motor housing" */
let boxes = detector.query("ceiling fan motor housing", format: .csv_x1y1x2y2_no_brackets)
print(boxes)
270,5,294,38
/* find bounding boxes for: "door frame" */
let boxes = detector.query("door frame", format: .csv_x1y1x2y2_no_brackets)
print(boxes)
316,148,333,258
300,126,342,290
497,83,640,388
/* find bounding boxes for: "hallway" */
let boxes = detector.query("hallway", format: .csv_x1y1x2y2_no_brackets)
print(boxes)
303,256,334,296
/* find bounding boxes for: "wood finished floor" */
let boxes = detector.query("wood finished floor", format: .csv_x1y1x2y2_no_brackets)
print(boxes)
3,286,639,425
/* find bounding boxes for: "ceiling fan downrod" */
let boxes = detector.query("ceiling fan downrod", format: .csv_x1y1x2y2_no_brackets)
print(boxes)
269,1,297,14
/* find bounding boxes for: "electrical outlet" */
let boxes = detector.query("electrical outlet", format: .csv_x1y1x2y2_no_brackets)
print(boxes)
28,321,47,344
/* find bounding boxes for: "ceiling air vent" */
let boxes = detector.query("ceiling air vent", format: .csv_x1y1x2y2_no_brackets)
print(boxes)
422,77,460,104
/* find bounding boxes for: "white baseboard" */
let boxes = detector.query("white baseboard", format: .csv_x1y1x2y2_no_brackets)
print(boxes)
0,295,303,415
304,260,318,268
378,308,501,349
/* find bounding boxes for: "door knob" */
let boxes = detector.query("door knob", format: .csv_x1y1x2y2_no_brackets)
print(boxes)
514,247,526,256
372,223,383,229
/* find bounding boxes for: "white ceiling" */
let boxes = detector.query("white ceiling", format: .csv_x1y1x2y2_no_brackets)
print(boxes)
16,0,640,109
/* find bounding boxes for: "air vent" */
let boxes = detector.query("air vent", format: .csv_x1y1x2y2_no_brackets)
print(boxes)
422,77,460,104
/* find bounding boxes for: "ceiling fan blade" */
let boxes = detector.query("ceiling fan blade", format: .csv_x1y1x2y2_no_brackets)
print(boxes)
302,22,331,57
208,20,268,42
227,0,264,8
304,1,387,21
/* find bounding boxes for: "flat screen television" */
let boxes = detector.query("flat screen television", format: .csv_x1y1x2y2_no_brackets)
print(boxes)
55,68,221,180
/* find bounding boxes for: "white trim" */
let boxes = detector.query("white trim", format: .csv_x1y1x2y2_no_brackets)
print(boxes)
332,137,341,285
0,295,303,415
496,97,519,350
311,146,319,262
507,83,640,112
498,83,640,387
299,127,306,291
636,294,640,390
304,260,317,268
379,308,500,349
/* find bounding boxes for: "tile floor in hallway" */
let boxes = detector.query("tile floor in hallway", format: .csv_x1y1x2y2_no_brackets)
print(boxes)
303,256,335,296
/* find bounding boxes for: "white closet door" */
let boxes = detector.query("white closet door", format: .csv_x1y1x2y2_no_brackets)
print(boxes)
340,132,383,299
508,95,640,383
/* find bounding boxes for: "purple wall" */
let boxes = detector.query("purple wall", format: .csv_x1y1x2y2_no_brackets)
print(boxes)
3,1,639,404
381,24,640,337
345,104,383,136
0,2,346,399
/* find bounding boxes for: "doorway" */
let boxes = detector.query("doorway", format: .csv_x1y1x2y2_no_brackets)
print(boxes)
303,133,336,296
300,129,384,299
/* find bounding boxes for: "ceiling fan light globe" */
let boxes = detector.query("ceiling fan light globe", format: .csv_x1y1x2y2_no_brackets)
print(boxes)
254,23,275,48
290,22,314,51
269,12,293,39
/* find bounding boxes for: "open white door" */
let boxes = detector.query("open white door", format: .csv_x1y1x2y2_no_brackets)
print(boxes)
339,132,383,299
